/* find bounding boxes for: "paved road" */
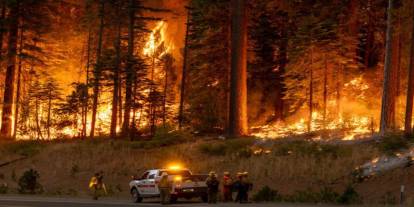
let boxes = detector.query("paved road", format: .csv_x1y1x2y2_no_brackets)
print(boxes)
0,196,380,207
0,196,283,207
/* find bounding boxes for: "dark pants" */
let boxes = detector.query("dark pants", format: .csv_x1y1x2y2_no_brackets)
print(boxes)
236,190,247,203
223,187,233,202
208,190,218,203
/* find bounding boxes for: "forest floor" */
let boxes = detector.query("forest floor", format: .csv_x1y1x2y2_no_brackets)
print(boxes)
0,135,412,205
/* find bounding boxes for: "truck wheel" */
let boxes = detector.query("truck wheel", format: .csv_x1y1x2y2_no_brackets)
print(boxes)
201,195,208,203
131,188,143,203
170,196,178,204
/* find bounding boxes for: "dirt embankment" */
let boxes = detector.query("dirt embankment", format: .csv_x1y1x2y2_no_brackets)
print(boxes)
0,138,411,205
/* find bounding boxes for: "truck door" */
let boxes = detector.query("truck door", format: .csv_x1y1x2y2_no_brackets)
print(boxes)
137,171,150,194
146,171,158,195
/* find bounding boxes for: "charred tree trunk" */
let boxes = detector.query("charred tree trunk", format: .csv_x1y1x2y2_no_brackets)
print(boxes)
163,57,172,128
0,1,7,58
118,77,123,129
82,28,92,139
348,0,359,36
336,64,343,116
404,6,414,137
364,0,375,69
123,0,135,137
149,55,156,136
323,54,328,129
1,1,19,139
274,25,288,121
229,0,248,137
90,0,105,138
13,22,24,139
110,3,121,139
46,92,52,139
178,7,191,129
35,97,43,140
380,0,395,136
308,46,314,132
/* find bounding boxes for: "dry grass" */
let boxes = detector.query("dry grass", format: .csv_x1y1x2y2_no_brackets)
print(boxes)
0,138,410,204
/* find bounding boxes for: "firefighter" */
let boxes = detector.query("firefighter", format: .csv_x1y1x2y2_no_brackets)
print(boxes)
222,172,233,202
233,172,244,203
206,171,220,204
159,173,171,205
242,172,253,203
89,173,99,200
89,172,107,200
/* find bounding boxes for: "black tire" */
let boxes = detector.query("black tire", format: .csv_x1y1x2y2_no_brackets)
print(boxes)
131,188,143,203
201,195,208,203
170,195,178,204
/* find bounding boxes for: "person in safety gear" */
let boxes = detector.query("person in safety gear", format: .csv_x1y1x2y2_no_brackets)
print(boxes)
158,172,172,205
205,171,220,204
89,171,107,200
233,172,244,203
241,172,252,203
222,172,233,202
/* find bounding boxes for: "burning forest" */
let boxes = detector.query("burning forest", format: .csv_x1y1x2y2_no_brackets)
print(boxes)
0,0,412,142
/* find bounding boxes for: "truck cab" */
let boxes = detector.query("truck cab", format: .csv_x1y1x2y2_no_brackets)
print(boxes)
129,168,208,203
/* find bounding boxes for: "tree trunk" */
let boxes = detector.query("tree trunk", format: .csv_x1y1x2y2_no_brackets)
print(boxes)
118,77,123,129
82,28,92,139
123,0,135,136
1,1,19,139
308,46,314,132
47,94,51,139
323,54,328,129
336,64,343,117
275,23,288,121
110,3,121,139
163,58,172,128
229,0,248,137
149,55,156,137
13,22,24,139
404,6,414,137
380,0,395,136
0,1,7,58
348,0,359,35
35,97,43,140
364,0,374,69
90,0,105,138
178,7,191,129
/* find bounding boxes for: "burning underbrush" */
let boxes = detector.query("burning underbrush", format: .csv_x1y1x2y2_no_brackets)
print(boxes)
251,75,380,141
251,112,375,141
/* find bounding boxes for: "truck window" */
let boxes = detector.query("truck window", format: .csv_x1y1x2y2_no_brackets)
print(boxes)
148,174,155,179
159,170,191,177
141,172,149,180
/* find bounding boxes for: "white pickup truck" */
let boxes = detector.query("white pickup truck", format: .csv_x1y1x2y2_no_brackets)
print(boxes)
129,168,208,203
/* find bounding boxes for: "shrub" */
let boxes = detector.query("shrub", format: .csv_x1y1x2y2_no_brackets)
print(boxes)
198,143,227,156
198,138,255,156
337,185,361,204
377,134,409,155
288,188,320,203
319,187,340,203
70,164,80,177
252,186,281,202
0,183,8,194
18,169,43,194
